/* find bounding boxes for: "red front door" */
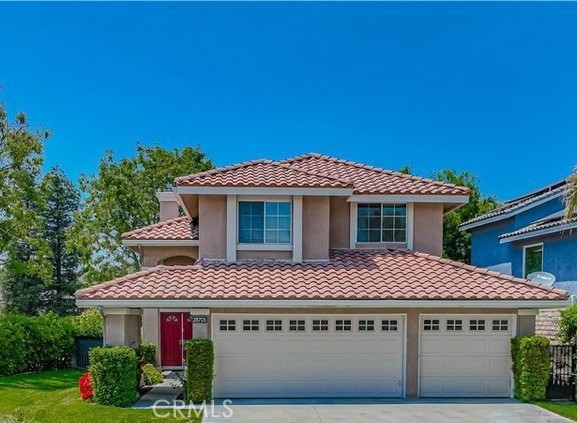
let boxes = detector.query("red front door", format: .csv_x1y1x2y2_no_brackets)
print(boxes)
161,313,193,367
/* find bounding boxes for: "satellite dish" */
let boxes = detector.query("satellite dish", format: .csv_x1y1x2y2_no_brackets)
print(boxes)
527,272,556,286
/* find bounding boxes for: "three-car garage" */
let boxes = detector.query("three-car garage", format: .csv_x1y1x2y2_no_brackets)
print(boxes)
211,313,514,399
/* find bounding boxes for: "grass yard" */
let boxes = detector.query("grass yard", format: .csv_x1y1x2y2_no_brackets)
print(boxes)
0,369,200,423
536,401,577,421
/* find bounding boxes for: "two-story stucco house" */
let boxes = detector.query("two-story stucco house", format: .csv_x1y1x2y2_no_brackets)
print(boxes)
75,153,568,399
460,180,577,339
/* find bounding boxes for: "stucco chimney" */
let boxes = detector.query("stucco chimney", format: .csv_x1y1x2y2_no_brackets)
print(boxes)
156,191,180,221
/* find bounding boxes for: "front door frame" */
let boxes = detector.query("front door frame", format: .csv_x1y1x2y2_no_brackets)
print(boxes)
160,311,193,369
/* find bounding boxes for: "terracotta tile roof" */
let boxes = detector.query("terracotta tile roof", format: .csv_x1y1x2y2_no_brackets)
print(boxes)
175,159,354,189
76,249,567,302
122,217,199,241
499,215,577,240
281,153,470,196
460,180,566,229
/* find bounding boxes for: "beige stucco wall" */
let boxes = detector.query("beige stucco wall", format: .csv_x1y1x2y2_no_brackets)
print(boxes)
237,250,292,260
142,308,160,365
104,314,141,348
142,246,199,267
329,197,349,249
159,201,180,221
199,195,227,259
303,196,330,260
413,203,444,256
517,314,537,337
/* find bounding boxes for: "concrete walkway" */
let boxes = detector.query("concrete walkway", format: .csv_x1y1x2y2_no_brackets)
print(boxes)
132,371,184,409
203,399,573,423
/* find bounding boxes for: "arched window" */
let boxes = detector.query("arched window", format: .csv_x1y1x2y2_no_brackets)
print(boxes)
161,255,196,266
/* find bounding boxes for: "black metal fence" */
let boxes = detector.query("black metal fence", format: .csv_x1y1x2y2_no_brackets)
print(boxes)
547,344,576,400
74,336,103,370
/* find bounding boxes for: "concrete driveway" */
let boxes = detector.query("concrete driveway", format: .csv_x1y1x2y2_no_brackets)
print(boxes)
203,399,572,423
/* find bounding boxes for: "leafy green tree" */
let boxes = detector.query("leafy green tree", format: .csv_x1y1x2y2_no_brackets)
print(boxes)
71,145,213,284
559,305,577,344
431,170,498,263
40,167,81,315
565,165,577,220
0,101,51,281
398,165,412,174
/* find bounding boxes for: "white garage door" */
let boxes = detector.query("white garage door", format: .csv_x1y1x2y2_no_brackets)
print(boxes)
212,314,405,398
419,314,513,398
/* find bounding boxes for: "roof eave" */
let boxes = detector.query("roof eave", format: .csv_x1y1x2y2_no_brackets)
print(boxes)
499,221,577,244
76,298,570,309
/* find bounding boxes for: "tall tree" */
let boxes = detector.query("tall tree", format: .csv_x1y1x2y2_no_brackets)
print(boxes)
432,170,498,263
566,165,577,220
0,100,52,314
71,145,213,284
40,167,81,315
0,101,51,281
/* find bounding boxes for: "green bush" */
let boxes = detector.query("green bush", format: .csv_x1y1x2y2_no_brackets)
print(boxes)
135,343,156,366
142,363,163,386
511,336,551,401
70,309,103,338
185,339,214,403
0,313,75,376
89,346,138,407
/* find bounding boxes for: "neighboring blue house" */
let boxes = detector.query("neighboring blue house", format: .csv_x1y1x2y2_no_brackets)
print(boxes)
460,180,577,293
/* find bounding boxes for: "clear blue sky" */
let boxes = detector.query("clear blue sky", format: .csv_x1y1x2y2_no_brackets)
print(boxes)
1,2,576,201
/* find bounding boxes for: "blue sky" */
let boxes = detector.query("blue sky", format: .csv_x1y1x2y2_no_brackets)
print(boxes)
0,2,576,200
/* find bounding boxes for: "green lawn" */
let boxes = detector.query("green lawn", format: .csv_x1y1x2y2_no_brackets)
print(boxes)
536,401,577,421
0,369,200,423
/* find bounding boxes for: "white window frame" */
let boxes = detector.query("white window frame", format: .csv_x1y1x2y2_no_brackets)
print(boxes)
237,200,293,246
522,243,544,278
350,202,414,249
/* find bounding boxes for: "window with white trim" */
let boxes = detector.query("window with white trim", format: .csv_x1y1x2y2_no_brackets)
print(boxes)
382,320,398,331
446,319,463,331
357,204,407,243
238,201,292,244
492,319,509,331
266,320,282,331
335,319,352,331
469,319,486,331
289,320,305,331
312,319,328,331
243,320,259,331
524,244,543,278
220,320,236,331
423,319,440,331
359,320,375,331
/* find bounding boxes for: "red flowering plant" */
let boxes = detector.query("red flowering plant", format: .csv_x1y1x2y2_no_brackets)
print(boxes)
78,371,94,401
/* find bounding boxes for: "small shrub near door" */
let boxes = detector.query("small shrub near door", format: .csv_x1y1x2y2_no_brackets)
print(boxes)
135,342,156,366
511,336,551,401
142,363,164,386
185,339,214,403
89,346,138,407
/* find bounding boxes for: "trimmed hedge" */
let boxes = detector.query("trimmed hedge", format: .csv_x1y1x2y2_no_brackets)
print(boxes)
136,343,156,367
511,336,551,401
185,339,214,403
89,346,138,407
0,313,75,376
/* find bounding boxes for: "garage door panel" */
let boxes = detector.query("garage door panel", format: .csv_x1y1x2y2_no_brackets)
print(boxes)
213,314,405,398
419,314,512,398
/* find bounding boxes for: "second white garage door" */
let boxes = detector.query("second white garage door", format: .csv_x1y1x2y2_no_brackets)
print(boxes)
212,314,405,398
419,314,513,398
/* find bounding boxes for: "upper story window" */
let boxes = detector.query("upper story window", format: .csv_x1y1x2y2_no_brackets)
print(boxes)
357,204,406,243
524,244,543,277
238,201,292,244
